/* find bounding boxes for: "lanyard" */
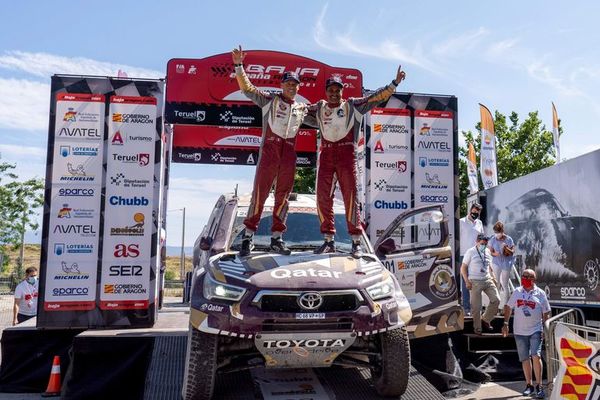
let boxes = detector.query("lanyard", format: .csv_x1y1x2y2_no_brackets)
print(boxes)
476,248,487,273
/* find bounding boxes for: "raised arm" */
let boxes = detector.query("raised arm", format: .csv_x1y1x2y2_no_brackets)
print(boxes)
232,45,272,107
353,65,406,114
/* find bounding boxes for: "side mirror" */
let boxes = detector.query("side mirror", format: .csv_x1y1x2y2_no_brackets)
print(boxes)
199,236,213,251
376,237,396,256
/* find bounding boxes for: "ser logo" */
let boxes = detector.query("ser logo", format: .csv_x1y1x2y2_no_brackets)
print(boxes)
113,244,140,258
109,265,142,276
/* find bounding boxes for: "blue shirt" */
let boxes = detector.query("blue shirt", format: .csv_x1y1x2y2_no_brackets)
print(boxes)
488,234,515,270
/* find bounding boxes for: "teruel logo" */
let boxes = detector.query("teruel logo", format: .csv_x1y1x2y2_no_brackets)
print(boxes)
109,265,143,276
179,152,202,162
53,224,96,235
58,188,94,197
52,287,89,296
173,110,206,122
110,213,145,236
112,113,153,124
374,160,407,172
374,200,408,209
420,195,449,203
112,153,150,166
109,196,149,206
417,141,451,151
58,127,100,138
113,244,140,258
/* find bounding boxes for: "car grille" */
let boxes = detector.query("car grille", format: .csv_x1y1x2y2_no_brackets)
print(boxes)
261,318,354,332
253,290,363,313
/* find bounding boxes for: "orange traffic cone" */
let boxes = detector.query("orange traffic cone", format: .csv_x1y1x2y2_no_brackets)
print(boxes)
41,355,61,397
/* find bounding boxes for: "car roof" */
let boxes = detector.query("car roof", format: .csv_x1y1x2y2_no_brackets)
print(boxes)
237,193,346,213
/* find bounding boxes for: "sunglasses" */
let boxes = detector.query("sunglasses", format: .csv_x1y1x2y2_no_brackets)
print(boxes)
522,275,535,279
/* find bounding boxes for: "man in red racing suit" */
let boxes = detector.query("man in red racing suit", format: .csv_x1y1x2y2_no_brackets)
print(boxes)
307,66,406,258
232,46,308,256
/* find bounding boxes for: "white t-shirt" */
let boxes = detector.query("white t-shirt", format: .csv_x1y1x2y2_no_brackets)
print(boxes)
507,285,551,336
462,246,493,280
459,216,483,256
14,279,39,316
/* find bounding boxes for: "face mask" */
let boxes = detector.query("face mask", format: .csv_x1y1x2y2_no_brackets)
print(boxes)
478,244,487,253
26,276,37,285
521,277,533,289
470,212,479,219
495,233,502,239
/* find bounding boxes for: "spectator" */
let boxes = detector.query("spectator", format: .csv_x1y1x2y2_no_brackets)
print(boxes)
12,267,39,325
460,233,499,334
459,202,484,316
488,221,515,307
502,268,550,399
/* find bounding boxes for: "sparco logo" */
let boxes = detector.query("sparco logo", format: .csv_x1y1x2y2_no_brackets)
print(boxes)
374,200,408,209
58,188,94,197
174,110,205,122
297,292,323,310
420,195,449,203
561,287,586,298
263,339,346,349
53,287,89,296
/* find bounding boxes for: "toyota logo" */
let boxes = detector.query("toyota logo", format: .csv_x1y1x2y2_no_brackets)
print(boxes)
298,292,323,310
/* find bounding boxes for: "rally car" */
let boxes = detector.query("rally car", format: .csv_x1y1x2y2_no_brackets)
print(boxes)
183,193,457,399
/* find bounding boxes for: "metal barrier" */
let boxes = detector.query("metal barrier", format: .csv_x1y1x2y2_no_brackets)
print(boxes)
544,307,593,395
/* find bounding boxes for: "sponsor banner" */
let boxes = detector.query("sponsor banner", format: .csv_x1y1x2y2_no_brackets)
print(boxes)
166,52,361,157
414,110,453,208
368,108,411,240
552,102,561,163
467,142,479,194
100,95,157,310
172,124,317,153
51,143,103,185
43,259,96,311
54,93,104,141
173,147,316,167
550,324,600,400
479,104,498,189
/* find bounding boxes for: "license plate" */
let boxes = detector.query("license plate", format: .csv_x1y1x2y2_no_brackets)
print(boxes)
295,313,325,320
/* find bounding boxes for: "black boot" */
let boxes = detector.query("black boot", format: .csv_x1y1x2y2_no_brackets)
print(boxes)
314,240,336,254
239,235,254,257
270,237,291,255
351,241,363,259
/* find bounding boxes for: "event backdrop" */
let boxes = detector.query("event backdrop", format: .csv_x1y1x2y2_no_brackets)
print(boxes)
38,75,166,328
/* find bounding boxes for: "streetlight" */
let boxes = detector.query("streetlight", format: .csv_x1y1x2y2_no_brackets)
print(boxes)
168,207,186,280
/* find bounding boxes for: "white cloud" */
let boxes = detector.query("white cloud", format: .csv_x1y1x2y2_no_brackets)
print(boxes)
0,143,46,158
432,27,490,57
526,62,584,97
0,78,50,130
312,4,435,72
0,51,163,79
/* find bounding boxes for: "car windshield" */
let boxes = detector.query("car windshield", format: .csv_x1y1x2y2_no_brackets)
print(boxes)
230,212,361,253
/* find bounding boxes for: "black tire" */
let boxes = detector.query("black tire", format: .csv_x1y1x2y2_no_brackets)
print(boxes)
372,327,410,397
584,258,600,291
182,325,218,400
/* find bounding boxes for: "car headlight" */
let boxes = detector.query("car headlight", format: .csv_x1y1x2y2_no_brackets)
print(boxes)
203,274,246,301
366,276,396,300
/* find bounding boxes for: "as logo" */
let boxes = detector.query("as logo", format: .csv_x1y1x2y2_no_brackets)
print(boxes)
111,131,124,145
113,244,140,258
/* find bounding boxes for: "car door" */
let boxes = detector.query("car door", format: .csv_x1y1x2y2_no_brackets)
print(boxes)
373,204,455,313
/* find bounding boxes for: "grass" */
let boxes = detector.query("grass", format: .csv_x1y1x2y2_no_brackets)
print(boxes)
1,244,193,280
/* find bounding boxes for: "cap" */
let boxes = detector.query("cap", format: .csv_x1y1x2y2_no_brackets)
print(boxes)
325,76,344,89
281,71,300,83
477,233,489,241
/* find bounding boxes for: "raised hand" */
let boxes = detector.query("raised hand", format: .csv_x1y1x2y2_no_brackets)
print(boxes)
395,65,406,84
232,45,245,65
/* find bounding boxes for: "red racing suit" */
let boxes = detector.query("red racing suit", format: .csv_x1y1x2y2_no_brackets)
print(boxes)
307,83,397,238
235,66,308,234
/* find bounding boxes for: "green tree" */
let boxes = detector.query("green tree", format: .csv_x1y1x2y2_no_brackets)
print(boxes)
0,160,44,276
459,110,558,215
294,167,316,194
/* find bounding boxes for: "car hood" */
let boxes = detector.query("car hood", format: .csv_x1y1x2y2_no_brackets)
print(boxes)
210,251,389,290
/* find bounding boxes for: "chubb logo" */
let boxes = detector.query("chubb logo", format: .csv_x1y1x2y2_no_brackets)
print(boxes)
374,200,408,209
109,196,149,206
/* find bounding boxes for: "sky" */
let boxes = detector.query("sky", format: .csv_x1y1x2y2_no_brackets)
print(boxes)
1,0,600,247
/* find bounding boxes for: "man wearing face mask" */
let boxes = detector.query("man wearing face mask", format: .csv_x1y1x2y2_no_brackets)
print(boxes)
459,203,484,315
502,269,550,399
232,45,308,257
460,233,499,334
307,66,406,258
13,267,39,325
